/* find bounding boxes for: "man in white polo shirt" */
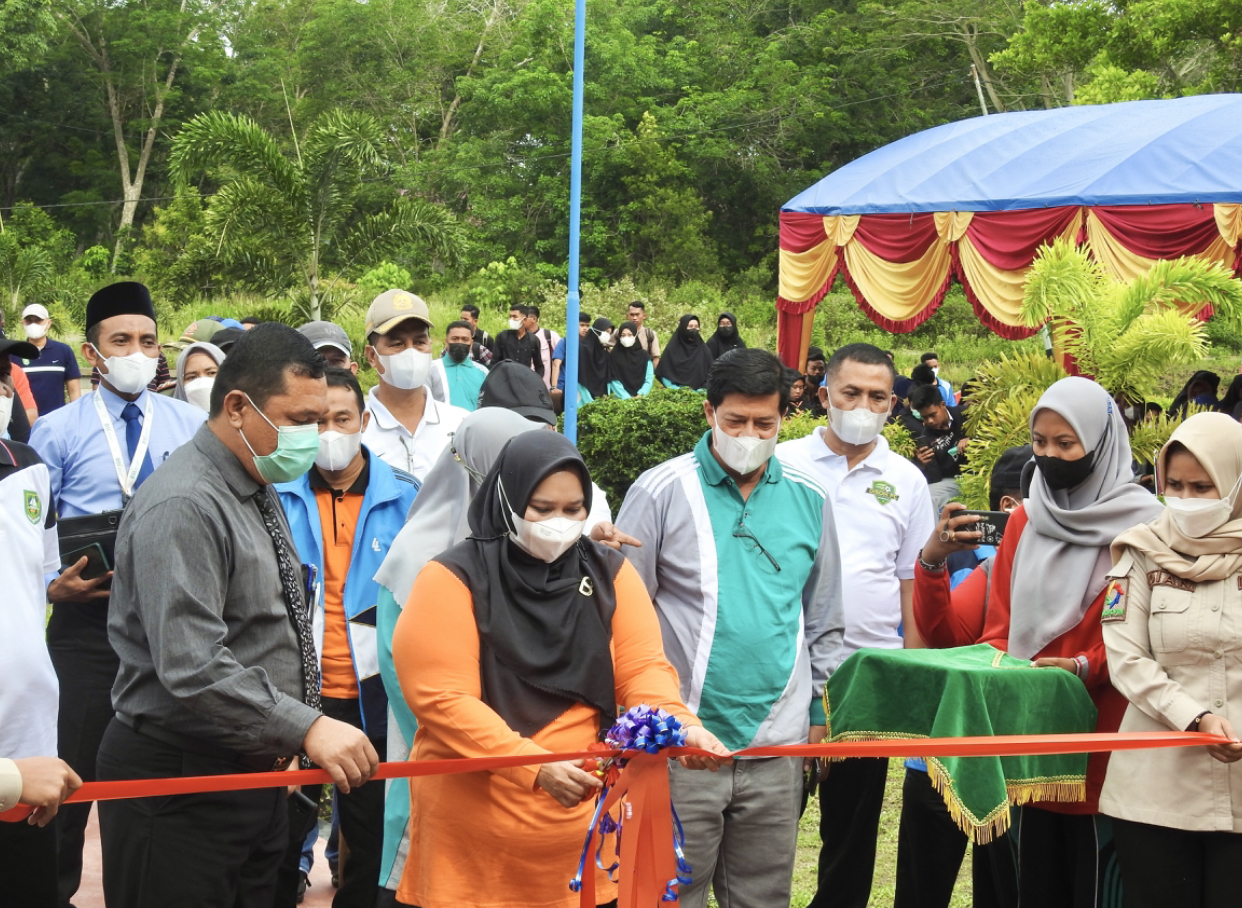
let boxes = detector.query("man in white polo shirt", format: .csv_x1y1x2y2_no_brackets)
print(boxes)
360,289,467,482
0,428,83,908
775,342,933,908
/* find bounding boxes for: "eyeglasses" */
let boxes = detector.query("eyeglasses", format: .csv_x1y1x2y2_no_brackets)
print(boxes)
733,516,781,572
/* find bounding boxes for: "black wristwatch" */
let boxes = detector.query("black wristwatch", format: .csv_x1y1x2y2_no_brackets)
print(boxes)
1189,711,1212,732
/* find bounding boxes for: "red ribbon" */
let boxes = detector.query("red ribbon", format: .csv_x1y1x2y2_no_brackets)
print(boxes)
4,731,1226,906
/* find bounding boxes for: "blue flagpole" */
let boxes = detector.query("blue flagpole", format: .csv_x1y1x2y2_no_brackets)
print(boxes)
562,0,586,443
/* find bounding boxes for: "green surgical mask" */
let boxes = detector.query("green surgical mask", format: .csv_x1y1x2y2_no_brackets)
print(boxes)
239,393,321,484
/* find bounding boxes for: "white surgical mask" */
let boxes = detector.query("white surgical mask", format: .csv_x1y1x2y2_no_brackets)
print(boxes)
932,366,940,377
183,376,215,411
598,331,612,345
499,479,584,562
620,335,636,348
23,322,48,340
315,429,363,472
376,347,431,391
829,403,889,446
508,318,523,331
1164,475,1242,537
1124,405,1142,422
711,421,777,475
94,345,159,395
0,392,13,434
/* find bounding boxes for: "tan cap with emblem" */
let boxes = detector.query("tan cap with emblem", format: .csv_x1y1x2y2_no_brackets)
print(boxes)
365,289,433,336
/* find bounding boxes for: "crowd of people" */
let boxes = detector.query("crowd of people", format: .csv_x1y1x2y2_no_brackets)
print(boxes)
2,280,1240,908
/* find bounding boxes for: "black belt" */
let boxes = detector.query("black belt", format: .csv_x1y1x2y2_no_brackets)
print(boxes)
117,714,294,773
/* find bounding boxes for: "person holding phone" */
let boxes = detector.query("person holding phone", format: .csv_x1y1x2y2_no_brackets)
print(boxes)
902,383,969,520
897,444,1031,908
919,377,1161,907
28,282,206,904
1101,412,1242,907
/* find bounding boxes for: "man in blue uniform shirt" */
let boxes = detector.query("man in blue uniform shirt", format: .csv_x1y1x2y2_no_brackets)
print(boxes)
28,281,205,907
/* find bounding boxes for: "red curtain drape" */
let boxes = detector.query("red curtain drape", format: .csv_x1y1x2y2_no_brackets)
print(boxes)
1091,205,1223,258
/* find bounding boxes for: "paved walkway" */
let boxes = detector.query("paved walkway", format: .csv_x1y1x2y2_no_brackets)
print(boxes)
75,806,338,907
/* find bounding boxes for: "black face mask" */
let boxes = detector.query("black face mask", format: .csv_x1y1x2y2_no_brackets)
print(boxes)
1034,450,1096,491
719,324,734,337
447,342,471,363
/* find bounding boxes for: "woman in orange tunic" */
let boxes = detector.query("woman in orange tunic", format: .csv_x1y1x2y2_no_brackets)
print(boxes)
392,431,729,908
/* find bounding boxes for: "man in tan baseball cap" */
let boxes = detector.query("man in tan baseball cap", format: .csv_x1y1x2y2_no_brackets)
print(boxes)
361,290,466,481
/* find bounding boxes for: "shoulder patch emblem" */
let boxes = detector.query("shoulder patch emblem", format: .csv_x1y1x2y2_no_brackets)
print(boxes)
866,480,899,505
23,489,41,525
1101,579,1127,623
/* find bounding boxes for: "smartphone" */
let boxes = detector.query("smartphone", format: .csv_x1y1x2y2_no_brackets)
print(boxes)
60,542,112,581
958,510,1010,546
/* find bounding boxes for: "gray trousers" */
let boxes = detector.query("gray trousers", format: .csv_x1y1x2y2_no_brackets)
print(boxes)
928,478,961,522
669,757,801,908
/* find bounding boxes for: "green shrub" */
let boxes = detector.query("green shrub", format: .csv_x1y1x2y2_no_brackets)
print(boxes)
576,387,707,505
778,411,823,442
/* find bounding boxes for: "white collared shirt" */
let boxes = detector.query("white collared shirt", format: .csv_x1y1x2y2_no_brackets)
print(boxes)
362,386,468,482
777,426,933,653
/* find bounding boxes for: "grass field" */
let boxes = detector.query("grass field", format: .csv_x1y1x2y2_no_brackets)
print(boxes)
706,761,972,908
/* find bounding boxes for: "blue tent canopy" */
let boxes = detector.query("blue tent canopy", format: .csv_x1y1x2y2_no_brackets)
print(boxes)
783,94,1242,215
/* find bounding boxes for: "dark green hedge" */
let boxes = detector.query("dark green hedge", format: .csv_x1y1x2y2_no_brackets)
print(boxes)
576,388,708,506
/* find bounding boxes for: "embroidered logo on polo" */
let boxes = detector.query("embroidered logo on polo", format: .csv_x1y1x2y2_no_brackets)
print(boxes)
866,480,899,505
1147,571,1196,593
1100,579,1127,623
23,490,41,524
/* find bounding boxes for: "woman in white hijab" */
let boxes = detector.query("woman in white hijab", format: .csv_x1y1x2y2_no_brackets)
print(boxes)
1102,412,1242,908
930,376,1163,908
172,341,225,411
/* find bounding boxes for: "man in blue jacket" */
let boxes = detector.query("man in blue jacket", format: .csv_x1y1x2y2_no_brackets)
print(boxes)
276,366,419,908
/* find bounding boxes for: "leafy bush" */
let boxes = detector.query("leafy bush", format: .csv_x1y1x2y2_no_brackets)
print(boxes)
357,262,414,300
576,387,707,505
778,411,823,442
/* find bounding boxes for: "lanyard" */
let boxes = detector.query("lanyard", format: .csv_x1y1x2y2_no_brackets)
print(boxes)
93,390,154,502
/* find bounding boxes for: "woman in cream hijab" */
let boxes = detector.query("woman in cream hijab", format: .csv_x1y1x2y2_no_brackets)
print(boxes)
1103,411,1242,908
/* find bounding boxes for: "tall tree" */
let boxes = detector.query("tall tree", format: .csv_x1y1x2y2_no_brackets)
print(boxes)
54,0,230,258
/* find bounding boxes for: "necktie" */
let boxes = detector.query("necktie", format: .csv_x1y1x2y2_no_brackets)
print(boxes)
254,488,322,721
120,402,155,489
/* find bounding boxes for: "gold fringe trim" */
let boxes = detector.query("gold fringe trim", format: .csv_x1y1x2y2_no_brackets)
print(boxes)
925,758,1087,844
821,730,930,763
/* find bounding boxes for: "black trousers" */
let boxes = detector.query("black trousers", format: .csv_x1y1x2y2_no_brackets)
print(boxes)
274,696,386,908
45,602,118,908
1112,817,1242,908
1018,807,1119,908
807,757,889,908
0,813,58,908
96,718,289,908
893,767,1018,908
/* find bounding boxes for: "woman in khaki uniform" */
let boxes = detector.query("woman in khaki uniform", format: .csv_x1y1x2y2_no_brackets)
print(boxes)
1102,411,1242,907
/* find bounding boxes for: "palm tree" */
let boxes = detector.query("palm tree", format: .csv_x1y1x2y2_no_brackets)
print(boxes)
954,241,1242,508
171,109,462,321
1020,240,1242,405
0,232,54,313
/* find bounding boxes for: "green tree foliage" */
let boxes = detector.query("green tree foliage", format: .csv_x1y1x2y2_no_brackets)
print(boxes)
0,0,56,70
993,0,1242,106
170,109,463,320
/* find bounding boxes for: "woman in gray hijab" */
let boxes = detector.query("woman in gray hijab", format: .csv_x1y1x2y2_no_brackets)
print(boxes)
948,376,1162,908
172,341,225,410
